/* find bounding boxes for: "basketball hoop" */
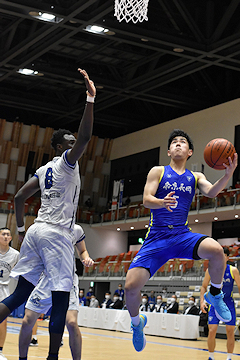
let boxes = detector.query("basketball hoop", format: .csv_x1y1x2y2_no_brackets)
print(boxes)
114,0,149,24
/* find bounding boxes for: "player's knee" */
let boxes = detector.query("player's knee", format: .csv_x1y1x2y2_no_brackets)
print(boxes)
66,318,78,332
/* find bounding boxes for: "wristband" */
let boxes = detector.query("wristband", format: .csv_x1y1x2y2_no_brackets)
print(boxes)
86,95,95,103
17,225,25,232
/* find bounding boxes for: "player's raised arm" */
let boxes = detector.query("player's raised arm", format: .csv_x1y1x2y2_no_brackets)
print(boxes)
196,153,238,198
67,68,96,165
143,166,177,211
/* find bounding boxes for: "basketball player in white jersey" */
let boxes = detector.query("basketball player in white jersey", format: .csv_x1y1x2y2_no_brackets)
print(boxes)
0,68,96,360
19,224,93,360
0,227,19,360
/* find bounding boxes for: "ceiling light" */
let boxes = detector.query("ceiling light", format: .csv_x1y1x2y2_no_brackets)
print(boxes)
235,214,239,218
214,217,218,221
130,226,134,230
96,85,104,89
17,68,35,75
117,227,121,231
85,25,114,35
173,47,184,53
145,224,148,228
141,38,149,42
29,10,63,23
74,80,84,84
195,219,199,222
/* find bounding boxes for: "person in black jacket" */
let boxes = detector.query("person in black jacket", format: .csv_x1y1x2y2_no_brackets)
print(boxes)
183,296,200,315
152,295,167,312
101,292,112,308
167,294,179,314
109,293,123,309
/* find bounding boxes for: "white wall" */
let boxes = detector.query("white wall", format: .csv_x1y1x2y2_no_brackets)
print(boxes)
79,224,128,259
190,222,212,237
111,99,240,188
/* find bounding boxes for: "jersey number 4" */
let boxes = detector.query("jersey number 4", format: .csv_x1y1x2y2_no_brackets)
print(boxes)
45,168,53,189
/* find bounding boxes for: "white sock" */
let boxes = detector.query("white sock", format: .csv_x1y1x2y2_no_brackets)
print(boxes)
210,282,222,289
227,353,232,360
131,314,140,326
33,335,37,340
209,351,215,359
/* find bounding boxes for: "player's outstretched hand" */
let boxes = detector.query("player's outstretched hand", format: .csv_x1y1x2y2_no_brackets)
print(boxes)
163,191,177,212
78,68,96,98
223,152,238,177
82,257,94,267
200,301,208,313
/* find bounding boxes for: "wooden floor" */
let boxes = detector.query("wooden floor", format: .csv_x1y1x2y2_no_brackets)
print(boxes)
3,317,240,359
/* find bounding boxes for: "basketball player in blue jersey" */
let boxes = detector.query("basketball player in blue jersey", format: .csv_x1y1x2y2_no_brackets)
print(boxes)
124,129,238,352
200,247,240,360
0,68,96,360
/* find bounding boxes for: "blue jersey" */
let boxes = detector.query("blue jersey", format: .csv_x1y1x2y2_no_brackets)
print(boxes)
222,264,234,299
149,165,197,227
208,264,235,325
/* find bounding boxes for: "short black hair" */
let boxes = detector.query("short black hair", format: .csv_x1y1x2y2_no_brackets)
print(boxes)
142,293,148,298
0,227,10,231
168,129,194,152
223,246,230,256
51,129,73,151
190,295,195,301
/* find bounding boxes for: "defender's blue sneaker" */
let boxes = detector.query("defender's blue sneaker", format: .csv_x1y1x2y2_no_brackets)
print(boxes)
131,314,147,352
204,291,231,322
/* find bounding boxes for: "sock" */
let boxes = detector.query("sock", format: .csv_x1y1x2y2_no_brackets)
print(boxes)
33,335,37,340
0,347,2,351
227,353,232,359
19,357,27,360
131,314,140,326
47,354,58,360
210,283,221,296
209,351,215,359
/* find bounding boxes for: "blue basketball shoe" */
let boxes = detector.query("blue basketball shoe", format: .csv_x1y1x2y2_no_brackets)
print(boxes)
204,291,231,322
131,314,147,352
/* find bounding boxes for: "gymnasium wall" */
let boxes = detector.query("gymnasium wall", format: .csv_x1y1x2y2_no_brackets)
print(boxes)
110,98,240,189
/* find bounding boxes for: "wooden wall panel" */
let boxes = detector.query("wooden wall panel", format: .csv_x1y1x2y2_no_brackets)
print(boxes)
0,119,6,143
3,141,12,164
8,161,18,184
11,121,23,148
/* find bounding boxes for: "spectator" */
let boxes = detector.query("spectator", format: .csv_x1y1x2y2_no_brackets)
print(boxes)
79,289,86,306
139,294,151,312
114,283,124,301
162,287,168,297
124,196,131,206
109,293,123,309
86,286,94,306
89,295,99,308
148,291,156,306
152,295,167,313
85,198,92,209
101,292,112,309
183,296,199,315
167,294,179,314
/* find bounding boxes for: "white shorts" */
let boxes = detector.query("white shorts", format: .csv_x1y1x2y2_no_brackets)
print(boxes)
0,284,10,302
26,273,79,314
10,222,75,292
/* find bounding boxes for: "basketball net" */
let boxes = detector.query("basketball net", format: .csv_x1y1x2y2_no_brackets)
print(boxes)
114,0,149,23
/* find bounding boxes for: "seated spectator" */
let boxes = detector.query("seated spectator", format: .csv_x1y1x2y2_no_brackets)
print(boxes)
152,295,167,313
85,198,92,209
114,283,124,301
86,286,94,306
183,296,199,315
101,291,112,308
139,294,151,312
167,294,179,314
162,287,168,297
109,293,123,309
89,294,99,308
124,196,131,206
79,289,87,306
148,290,156,306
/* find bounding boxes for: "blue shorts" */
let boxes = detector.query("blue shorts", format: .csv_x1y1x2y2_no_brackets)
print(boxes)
208,298,236,326
129,225,207,277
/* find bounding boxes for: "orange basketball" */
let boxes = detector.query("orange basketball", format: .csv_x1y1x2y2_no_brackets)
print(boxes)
204,138,235,170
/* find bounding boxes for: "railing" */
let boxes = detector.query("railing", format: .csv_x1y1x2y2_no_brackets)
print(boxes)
0,188,239,224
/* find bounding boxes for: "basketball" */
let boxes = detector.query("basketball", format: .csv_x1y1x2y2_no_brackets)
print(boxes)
204,138,235,170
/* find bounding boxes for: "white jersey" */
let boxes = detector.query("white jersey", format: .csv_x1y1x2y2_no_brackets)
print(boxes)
34,150,80,229
0,247,19,285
